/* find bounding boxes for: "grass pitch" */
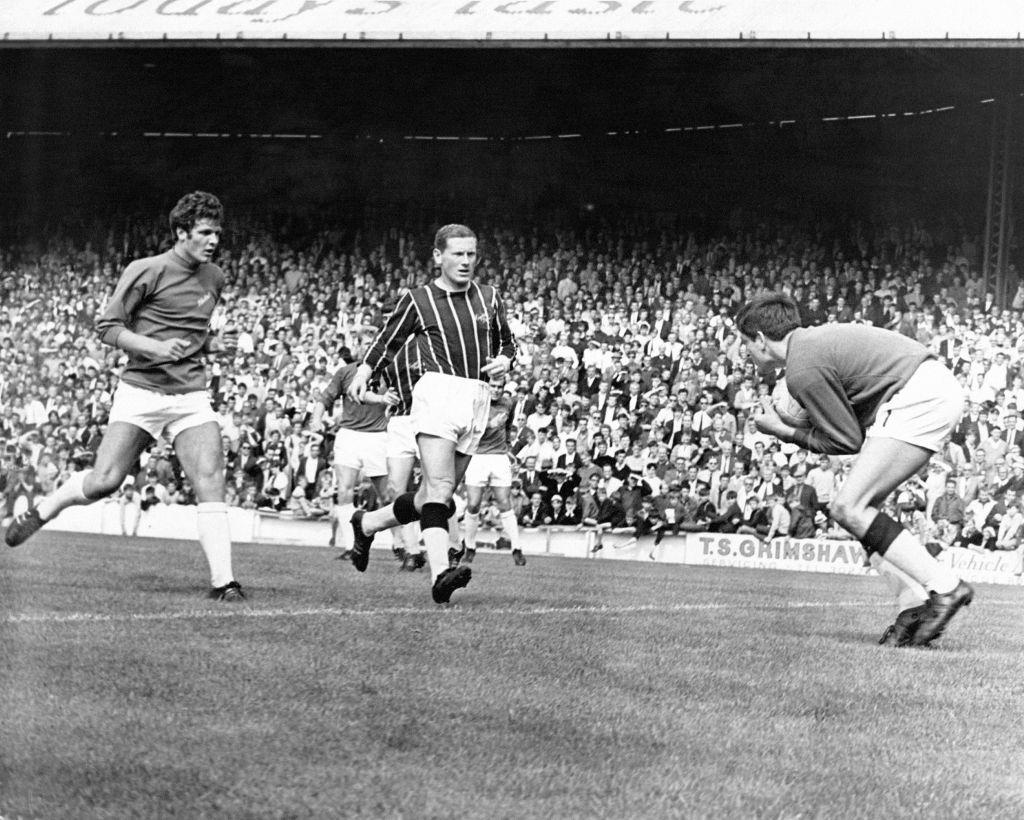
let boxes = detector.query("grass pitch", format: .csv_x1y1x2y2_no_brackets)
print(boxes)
2,531,1023,820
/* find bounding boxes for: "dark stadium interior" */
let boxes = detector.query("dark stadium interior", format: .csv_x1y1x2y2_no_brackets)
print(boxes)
1,46,1020,227
4,46,1018,135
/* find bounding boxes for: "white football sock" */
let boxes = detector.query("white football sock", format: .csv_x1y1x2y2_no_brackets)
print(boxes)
499,509,521,549
882,530,960,595
463,511,480,549
37,470,93,521
447,513,463,550
403,522,421,552
335,502,355,552
423,526,449,583
361,504,401,535
196,501,234,588
870,553,928,613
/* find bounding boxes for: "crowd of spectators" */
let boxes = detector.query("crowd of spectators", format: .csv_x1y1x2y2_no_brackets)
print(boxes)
1,206,1023,565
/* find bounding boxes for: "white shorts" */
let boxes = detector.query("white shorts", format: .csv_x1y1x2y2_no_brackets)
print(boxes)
410,371,491,455
464,453,514,488
333,428,388,477
866,359,965,452
109,382,219,442
387,414,419,460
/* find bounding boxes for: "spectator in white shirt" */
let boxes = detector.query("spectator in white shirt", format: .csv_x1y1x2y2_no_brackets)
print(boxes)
516,427,558,471
805,453,838,515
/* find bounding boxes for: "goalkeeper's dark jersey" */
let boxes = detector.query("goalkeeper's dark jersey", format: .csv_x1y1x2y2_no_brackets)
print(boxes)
476,395,514,455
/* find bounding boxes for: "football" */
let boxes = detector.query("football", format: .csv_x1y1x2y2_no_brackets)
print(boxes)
772,378,811,428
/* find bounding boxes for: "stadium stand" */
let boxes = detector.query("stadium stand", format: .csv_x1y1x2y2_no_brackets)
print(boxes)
1,208,1023,564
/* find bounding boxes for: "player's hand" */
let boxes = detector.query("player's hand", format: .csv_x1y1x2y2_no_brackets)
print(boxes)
381,389,401,407
219,327,240,352
151,337,190,362
204,329,237,357
345,365,372,404
754,398,789,438
481,354,511,377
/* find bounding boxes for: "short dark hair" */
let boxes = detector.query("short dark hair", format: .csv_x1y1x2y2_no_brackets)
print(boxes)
169,191,223,236
734,293,801,341
433,224,476,252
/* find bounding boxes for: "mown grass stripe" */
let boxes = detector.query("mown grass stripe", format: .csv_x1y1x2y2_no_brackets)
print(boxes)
1,598,981,626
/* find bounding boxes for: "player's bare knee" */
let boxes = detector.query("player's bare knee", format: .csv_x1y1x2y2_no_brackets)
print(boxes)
88,466,128,498
418,476,455,505
194,467,224,489
831,496,872,534
828,496,855,529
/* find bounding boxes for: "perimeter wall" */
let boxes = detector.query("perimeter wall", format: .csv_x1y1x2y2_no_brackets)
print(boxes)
43,500,1024,586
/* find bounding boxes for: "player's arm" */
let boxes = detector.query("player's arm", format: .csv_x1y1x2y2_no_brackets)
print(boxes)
757,367,863,456
349,295,417,403
345,364,374,404
310,369,346,433
362,387,401,407
202,321,238,356
754,401,801,445
503,401,516,441
481,290,518,377
95,262,189,362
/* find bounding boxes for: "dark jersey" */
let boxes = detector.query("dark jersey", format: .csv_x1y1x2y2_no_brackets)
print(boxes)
476,394,514,455
380,335,427,417
96,249,224,394
785,324,936,456
362,280,516,383
318,363,389,434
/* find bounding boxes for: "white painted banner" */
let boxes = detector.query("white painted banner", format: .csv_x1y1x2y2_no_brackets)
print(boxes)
0,0,1019,42
938,546,1024,585
682,531,872,575
36,503,1024,585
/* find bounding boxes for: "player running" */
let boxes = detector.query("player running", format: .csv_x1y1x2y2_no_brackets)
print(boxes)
309,359,399,559
461,379,526,567
346,224,516,604
379,336,428,570
4,192,245,600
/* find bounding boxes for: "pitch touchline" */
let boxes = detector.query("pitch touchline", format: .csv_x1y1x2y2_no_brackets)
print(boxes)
6,599,1018,626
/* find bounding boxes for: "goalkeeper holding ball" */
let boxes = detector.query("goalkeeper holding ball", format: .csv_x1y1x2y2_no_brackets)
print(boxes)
736,293,972,648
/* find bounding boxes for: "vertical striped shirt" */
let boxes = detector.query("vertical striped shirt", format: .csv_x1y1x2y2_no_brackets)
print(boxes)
362,280,516,383
380,335,427,417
